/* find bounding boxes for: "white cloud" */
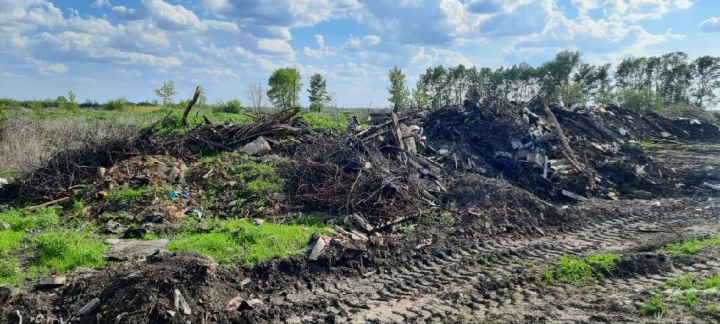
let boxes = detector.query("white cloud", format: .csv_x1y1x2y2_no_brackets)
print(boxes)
410,47,472,67
28,58,68,74
699,17,720,33
141,0,205,30
92,0,111,8
257,38,295,60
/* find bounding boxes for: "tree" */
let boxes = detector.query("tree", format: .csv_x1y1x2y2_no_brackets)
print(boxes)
267,67,302,109
307,73,331,112
691,56,720,109
411,81,429,109
538,50,581,106
387,66,410,111
245,84,267,112
154,80,176,106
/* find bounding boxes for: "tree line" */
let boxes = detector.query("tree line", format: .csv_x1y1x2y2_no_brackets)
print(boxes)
388,51,720,113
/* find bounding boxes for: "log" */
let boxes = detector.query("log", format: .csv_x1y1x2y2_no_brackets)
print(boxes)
182,86,202,127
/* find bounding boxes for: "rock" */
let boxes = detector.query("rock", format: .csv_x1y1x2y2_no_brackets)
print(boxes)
104,221,127,235
143,212,164,223
0,286,10,305
561,190,588,201
166,310,176,318
105,239,169,261
104,238,121,245
1,223,9,230
122,228,147,239
238,136,272,156
225,297,263,311
0,178,7,188
309,237,327,261
253,219,264,226
78,298,101,316
618,128,628,136
174,289,191,315
37,276,66,288
628,190,653,199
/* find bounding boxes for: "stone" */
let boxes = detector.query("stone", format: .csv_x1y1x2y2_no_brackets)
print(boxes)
105,239,169,261
37,276,66,288
309,237,327,261
238,136,272,156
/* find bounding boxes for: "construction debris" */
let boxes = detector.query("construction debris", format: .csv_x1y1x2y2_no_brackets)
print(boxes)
105,239,169,261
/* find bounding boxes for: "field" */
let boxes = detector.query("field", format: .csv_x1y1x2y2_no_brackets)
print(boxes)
0,100,719,323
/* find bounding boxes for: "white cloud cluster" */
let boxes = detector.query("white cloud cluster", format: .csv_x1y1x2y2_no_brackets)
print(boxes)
699,17,720,33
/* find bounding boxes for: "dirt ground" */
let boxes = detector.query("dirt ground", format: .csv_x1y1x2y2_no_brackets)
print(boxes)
1,145,719,323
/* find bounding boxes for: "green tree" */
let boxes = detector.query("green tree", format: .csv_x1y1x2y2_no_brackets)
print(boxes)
307,73,330,112
691,55,720,109
387,66,410,111
538,50,581,106
154,80,176,106
411,81,429,109
267,67,302,109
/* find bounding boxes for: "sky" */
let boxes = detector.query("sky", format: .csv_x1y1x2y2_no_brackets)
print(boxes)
0,0,719,107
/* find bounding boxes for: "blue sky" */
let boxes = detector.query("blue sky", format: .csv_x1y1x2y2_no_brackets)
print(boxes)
1,0,719,107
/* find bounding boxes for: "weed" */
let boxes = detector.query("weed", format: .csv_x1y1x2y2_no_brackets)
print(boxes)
701,273,720,289
299,112,350,130
398,222,415,234
106,186,148,204
169,218,326,266
32,231,108,274
212,99,243,114
0,207,60,231
0,230,25,255
72,200,85,213
640,295,667,316
105,97,127,111
540,254,619,285
522,259,538,268
0,257,25,286
664,273,697,290
168,232,241,264
663,236,720,256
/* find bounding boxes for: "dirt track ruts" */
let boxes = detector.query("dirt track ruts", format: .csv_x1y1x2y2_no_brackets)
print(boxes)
246,197,720,323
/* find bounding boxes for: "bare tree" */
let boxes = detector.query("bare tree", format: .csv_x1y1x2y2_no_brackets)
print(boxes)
245,84,266,113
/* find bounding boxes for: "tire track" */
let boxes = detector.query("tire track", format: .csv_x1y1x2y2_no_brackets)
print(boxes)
255,197,720,322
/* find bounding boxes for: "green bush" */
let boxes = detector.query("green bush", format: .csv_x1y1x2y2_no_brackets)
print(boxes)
105,97,127,111
213,99,243,114
639,295,667,316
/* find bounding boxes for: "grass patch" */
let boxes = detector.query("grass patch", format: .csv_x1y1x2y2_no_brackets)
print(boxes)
663,236,720,256
0,257,25,286
298,112,351,130
31,231,108,274
106,186,148,204
640,295,668,316
0,230,25,255
169,218,327,266
198,153,283,200
0,207,60,231
167,232,241,264
664,273,697,290
702,273,720,289
540,254,619,285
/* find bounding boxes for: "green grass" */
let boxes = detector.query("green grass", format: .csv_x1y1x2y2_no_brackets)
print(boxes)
540,254,619,285
198,153,283,199
107,186,148,203
664,273,697,290
31,231,108,274
0,230,25,255
0,207,60,231
640,295,668,316
663,236,720,256
167,232,241,264
168,218,327,266
298,111,351,130
0,257,25,286
701,273,720,289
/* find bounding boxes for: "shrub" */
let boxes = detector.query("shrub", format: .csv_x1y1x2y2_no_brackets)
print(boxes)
213,99,243,114
105,97,127,111
639,295,667,316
